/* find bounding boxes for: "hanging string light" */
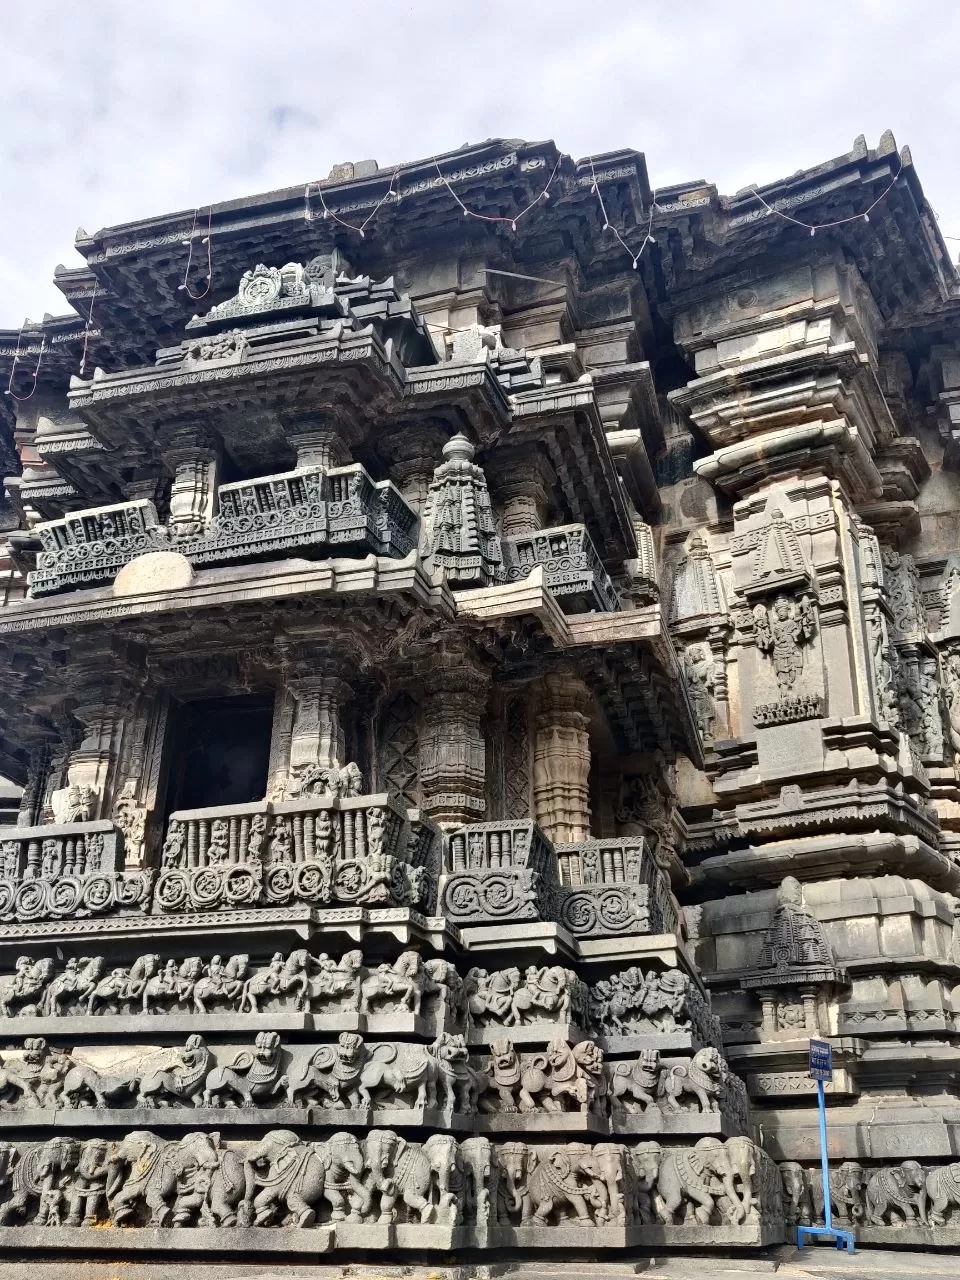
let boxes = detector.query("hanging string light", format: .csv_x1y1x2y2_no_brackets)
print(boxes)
4,326,45,403
744,155,904,235
178,206,213,301
432,154,562,231
586,157,657,269
79,280,98,377
304,166,402,236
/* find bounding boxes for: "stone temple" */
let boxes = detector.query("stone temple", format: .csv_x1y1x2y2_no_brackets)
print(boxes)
0,131,956,1269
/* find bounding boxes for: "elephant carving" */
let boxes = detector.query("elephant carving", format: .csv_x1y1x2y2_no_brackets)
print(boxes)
64,1138,110,1226
780,1161,813,1227
0,1137,78,1225
239,1129,329,1227
813,1160,866,1226
645,1137,745,1226
496,1141,608,1227
106,1131,181,1227
926,1162,960,1227
313,1131,368,1222
363,1129,459,1224
866,1161,927,1226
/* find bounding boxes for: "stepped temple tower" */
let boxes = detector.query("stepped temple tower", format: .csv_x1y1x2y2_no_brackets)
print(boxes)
0,132,958,1268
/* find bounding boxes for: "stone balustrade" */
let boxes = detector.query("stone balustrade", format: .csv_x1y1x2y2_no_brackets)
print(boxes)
502,523,620,613
440,822,675,940
153,792,433,914
27,464,418,596
0,820,152,921
29,499,166,595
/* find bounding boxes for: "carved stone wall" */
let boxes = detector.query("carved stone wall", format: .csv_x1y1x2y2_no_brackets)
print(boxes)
2,131,960,1265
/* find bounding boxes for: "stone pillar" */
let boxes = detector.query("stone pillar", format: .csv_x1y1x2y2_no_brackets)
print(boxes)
419,640,489,827
379,422,450,516
288,676,351,777
50,677,134,825
166,429,219,535
266,650,357,800
533,673,592,844
17,741,53,827
489,447,556,537
284,417,351,471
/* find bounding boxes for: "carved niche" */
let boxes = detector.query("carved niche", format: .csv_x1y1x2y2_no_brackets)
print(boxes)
740,876,848,1039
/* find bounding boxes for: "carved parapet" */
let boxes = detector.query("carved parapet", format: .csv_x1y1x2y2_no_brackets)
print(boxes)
555,837,680,940
0,821,152,923
502,523,621,614
26,466,418,597
153,793,429,915
441,826,677,941
441,821,557,926
179,463,417,565
29,500,166,595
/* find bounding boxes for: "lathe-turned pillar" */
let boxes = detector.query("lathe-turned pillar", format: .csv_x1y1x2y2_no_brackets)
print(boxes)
166,427,220,535
533,672,592,844
267,651,357,800
489,445,556,537
419,639,490,827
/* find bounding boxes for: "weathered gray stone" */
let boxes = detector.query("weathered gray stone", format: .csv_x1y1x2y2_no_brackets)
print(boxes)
3,129,960,1266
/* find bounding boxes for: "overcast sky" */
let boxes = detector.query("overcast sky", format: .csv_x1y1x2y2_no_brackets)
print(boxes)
2,0,958,326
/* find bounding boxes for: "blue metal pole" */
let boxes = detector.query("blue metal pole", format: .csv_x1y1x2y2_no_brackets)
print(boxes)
817,1077,832,1232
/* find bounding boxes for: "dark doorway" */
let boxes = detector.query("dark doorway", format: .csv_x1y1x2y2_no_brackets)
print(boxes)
164,693,274,816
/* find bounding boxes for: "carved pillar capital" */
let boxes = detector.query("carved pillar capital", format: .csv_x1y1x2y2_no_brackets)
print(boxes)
488,446,556,537
533,671,592,844
283,415,351,470
379,421,451,516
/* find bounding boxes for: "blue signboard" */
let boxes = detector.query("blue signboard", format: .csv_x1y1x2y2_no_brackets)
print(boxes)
808,1038,833,1081
798,1037,854,1254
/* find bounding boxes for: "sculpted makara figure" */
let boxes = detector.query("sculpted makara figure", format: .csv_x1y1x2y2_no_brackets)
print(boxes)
481,1038,604,1115
609,1049,661,1113
203,1030,287,1108
140,1034,213,1108
658,1048,725,1114
288,1032,365,1109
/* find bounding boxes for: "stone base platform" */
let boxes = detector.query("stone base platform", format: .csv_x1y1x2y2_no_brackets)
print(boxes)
0,1219,783,1257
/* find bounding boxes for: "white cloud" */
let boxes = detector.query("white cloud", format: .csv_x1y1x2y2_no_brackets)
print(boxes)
2,0,958,323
